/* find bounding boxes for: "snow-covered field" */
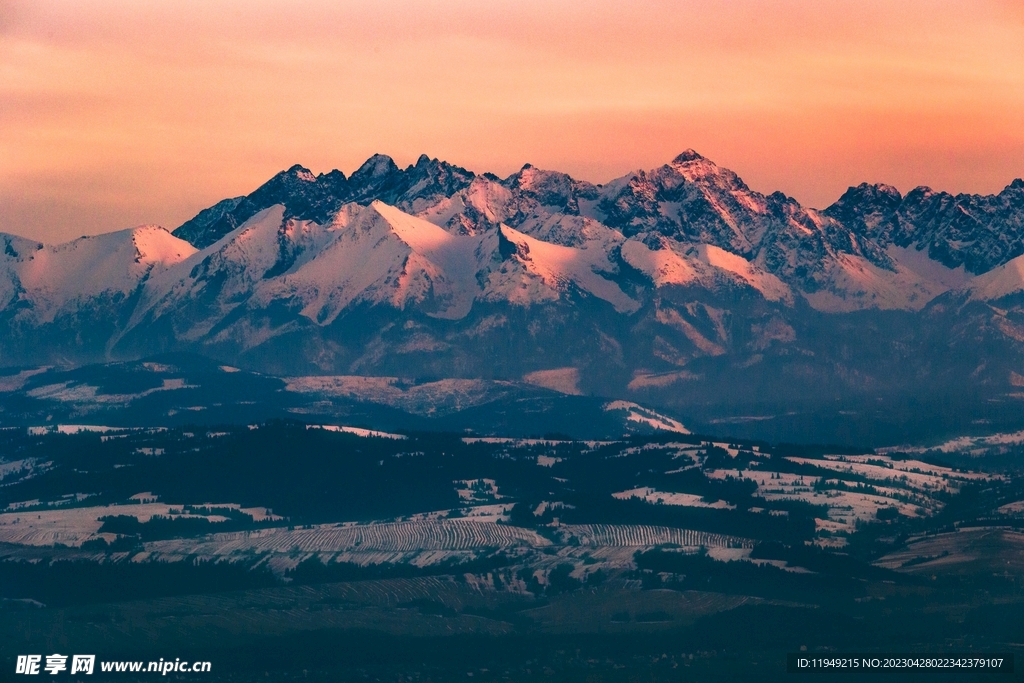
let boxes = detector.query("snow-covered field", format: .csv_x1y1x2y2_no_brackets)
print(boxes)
785,455,990,494
145,519,551,557
874,528,1024,573
882,429,1024,456
704,451,992,538
558,524,752,549
0,458,45,481
306,424,407,440
998,500,1024,515
602,401,689,434
523,367,581,395
612,487,734,510
0,500,278,547
454,479,503,504
25,378,193,407
285,375,515,416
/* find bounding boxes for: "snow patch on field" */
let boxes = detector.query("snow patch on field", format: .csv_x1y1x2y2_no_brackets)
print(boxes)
306,424,407,440
144,519,552,559
454,479,503,503
25,378,194,406
0,502,252,547
784,455,988,493
603,400,689,434
0,367,50,392
612,487,735,510
998,500,1024,515
285,375,514,416
0,458,43,482
705,461,945,536
522,367,581,395
887,429,1024,455
461,437,611,448
559,524,752,549
29,424,124,435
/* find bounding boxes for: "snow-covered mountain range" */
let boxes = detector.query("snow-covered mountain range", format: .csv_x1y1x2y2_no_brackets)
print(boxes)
3,151,1024,428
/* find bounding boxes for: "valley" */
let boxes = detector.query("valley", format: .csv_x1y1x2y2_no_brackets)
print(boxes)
1,423,1023,680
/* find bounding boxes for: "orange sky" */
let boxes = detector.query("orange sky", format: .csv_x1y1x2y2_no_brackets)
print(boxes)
1,0,1023,243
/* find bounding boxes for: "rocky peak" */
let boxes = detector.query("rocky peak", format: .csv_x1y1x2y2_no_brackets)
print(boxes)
596,155,766,256
895,185,1024,273
823,183,904,244
317,169,348,184
346,154,475,211
172,164,350,248
672,149,705,164
351,154,400,181
399,156,475,200
502,165,593,222
284,164,318,182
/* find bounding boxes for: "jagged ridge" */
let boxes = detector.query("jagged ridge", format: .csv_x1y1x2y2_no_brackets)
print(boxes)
2,152,1024,428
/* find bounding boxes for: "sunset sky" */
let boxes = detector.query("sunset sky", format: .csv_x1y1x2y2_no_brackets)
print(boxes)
2,0,1022,243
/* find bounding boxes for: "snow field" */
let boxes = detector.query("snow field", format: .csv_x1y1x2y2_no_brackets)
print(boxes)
306,424,407,440
144,519,553,557
454,479,503,503
786,456,987,493
0,502,240,547
612,487,735,510
707,466,937,534
559,524,752,549
602,401,689,434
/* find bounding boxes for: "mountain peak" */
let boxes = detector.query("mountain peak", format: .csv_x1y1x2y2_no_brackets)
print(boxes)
285,164,316,180
672,149,706,164
352,154,399,180
832,182,903,207
904,186,935,202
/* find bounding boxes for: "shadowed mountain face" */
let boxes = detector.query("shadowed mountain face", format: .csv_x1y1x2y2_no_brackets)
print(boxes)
173,155,477,249
1,151,1024,442
824,179,1024,274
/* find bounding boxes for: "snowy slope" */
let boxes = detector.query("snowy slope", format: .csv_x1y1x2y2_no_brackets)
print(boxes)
602,400,689,434
967,254,1024,301
620,235,791,302
7,226,195,323
803,244,971,311
134,204,349,339
414,176,515,235
262,200,639,321
493,224,638,313
129,199,643,345
262,201,493,323
802,253,964,313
